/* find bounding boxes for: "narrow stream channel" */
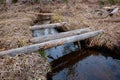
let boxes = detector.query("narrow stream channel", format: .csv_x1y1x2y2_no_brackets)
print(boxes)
33,20,120,80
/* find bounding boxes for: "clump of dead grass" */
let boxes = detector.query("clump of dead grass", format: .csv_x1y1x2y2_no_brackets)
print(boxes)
0,53,51,80
0,3,48,50
51,1,120,50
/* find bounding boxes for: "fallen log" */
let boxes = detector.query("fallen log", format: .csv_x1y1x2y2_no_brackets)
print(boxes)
30,28,91,43
30,22,67,30
104,18,120,22
0,30,103,57
27,12,54,16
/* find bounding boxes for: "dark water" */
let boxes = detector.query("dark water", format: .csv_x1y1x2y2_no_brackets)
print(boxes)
47,50,120,80
33,20,120,80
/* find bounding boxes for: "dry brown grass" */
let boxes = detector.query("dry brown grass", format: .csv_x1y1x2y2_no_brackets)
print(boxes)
0,1,120,79
0,3,50,50
0,3,52,80
0,53,50,80
51,1,120,50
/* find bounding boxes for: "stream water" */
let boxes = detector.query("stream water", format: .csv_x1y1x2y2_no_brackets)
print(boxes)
47,50,120,80
33,21,120,80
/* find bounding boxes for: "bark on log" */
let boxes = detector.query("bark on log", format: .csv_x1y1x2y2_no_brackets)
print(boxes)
30,28,91,43
30,22,67,30
0,30,103,57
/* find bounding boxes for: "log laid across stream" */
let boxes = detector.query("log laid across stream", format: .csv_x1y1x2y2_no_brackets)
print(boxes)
30,28,91,43
0,30,103,57
30,22,67,30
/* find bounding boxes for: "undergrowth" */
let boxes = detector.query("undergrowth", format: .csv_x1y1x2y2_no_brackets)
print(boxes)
99,0,120,5
39,50,46,58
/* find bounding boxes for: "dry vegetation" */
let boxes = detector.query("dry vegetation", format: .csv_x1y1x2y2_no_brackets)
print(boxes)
0,3,52,80
0,53,50,80
0,3,52,50
0,0,120,80
51,0,120,50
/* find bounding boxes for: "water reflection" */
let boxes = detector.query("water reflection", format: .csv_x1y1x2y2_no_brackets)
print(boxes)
47,50,120,80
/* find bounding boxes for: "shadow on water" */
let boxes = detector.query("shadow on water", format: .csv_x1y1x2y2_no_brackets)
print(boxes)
47,49,120,80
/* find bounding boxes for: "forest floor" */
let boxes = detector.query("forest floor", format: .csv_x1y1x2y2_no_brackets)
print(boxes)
0,1,120,80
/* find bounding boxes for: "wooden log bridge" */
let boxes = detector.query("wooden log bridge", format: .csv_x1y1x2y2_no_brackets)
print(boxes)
30,22,67,30
30,28,91,43
0,30,103,57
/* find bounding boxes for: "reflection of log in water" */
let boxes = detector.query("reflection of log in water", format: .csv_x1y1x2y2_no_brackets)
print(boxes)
47,49,120,77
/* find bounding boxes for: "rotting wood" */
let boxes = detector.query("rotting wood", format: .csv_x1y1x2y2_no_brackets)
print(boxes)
0,30,103,57
30,28,91,43
104,18,120,22
30,22,67,30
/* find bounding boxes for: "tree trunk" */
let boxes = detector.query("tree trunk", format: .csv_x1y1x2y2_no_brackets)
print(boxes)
30,22,67,30
0,30,103,57
30,28,91,43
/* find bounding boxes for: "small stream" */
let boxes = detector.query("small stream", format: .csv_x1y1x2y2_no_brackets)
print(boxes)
33,20,79,62
47,49,120,80
33,20,120,80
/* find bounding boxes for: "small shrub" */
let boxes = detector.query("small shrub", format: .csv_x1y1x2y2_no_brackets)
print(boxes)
39,50,46,58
